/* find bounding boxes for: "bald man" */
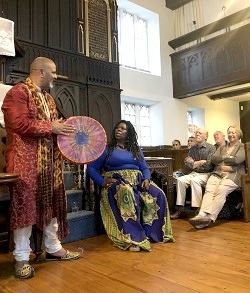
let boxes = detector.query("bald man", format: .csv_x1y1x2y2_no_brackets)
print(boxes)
2,57,80,279
171,127,216,219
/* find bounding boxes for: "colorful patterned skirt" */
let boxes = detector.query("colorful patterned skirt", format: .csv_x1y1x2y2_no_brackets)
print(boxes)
100,169,174,251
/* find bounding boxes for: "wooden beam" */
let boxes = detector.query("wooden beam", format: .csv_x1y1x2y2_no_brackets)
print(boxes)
208,87,250,100
169,7,250,49
165,0,193,10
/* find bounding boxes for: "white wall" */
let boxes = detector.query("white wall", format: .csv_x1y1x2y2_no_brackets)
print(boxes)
118,0,242,146
202,0,250,25
182,95,240,144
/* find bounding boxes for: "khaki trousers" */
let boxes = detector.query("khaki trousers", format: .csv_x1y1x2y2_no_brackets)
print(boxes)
200,175,238,221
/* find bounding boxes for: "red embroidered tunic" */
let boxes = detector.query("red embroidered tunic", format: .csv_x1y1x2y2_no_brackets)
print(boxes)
2,83,61,230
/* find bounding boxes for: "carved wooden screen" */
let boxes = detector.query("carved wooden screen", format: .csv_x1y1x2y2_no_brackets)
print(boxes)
88,0,109,61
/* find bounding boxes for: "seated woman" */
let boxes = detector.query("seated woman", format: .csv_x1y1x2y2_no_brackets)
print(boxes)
87,120,174,252
189,125,245,229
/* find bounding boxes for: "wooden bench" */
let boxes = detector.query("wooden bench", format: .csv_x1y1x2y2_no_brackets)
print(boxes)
142,145,250,222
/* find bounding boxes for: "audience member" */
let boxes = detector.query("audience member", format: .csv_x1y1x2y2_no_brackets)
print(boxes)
2,57,80,279
187,136,196,149
172,139,181,150
87,120,174,252
214,131,228,149
170,127,216,219
189,125,245,229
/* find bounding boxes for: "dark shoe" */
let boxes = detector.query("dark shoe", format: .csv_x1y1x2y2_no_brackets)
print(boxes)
170,210,187,220
45,249,81,261
189,215,211,229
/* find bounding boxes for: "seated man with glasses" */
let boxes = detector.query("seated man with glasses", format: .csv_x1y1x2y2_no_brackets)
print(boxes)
171,127,216,219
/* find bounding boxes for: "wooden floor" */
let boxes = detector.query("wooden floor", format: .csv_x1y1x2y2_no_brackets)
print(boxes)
0,218,250,293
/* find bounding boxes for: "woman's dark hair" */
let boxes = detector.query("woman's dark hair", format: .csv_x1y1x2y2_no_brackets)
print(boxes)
108,120,143,161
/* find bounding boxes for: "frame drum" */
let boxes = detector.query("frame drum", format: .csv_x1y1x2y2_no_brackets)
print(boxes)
57,116,107,164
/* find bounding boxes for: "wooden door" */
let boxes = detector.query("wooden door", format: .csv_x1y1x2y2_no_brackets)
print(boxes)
239,101,250,143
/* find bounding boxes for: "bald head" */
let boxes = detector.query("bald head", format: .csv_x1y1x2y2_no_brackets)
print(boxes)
30,57,55,73
29,57,57,90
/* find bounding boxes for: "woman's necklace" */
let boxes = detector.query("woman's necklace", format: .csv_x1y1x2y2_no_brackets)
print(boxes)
117,144,126,149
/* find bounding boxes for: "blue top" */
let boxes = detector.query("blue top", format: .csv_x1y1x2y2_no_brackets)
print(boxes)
87,147,151,186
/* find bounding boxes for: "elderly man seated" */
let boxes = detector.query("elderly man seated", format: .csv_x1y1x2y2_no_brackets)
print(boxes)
171,127,216,219
214,130,228,149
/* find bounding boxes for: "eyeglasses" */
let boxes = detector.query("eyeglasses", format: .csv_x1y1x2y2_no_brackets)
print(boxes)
172,144,179,146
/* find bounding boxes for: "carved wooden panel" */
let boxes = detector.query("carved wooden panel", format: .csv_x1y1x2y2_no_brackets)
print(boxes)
171,24,250,99
145,157,174,210
88,0,108,61
86,57,120,88
87,85,121,139
47,0,77,51
0,0,121,137
52,82,80,117
5,73,81,119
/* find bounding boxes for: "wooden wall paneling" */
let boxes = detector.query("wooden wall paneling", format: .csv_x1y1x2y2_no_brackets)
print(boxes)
86,57,120,89
6,41,80,82
171,24,250,99
52,81,80,117
0,0,18,33
2,1,121,140
87,85,121,139
239,101,250,143
48,0,61,49
32,0,47,45
59,0,76,51
108,0,118,63
0,0,7,16
88,0,109,61
78,85,88,117
17,0,32,41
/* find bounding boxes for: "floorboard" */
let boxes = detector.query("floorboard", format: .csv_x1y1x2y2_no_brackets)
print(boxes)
0,219,250,292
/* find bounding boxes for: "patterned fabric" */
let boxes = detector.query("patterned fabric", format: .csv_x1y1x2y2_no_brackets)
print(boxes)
25,77,67,237
2,79,68,240
100,170,174,251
